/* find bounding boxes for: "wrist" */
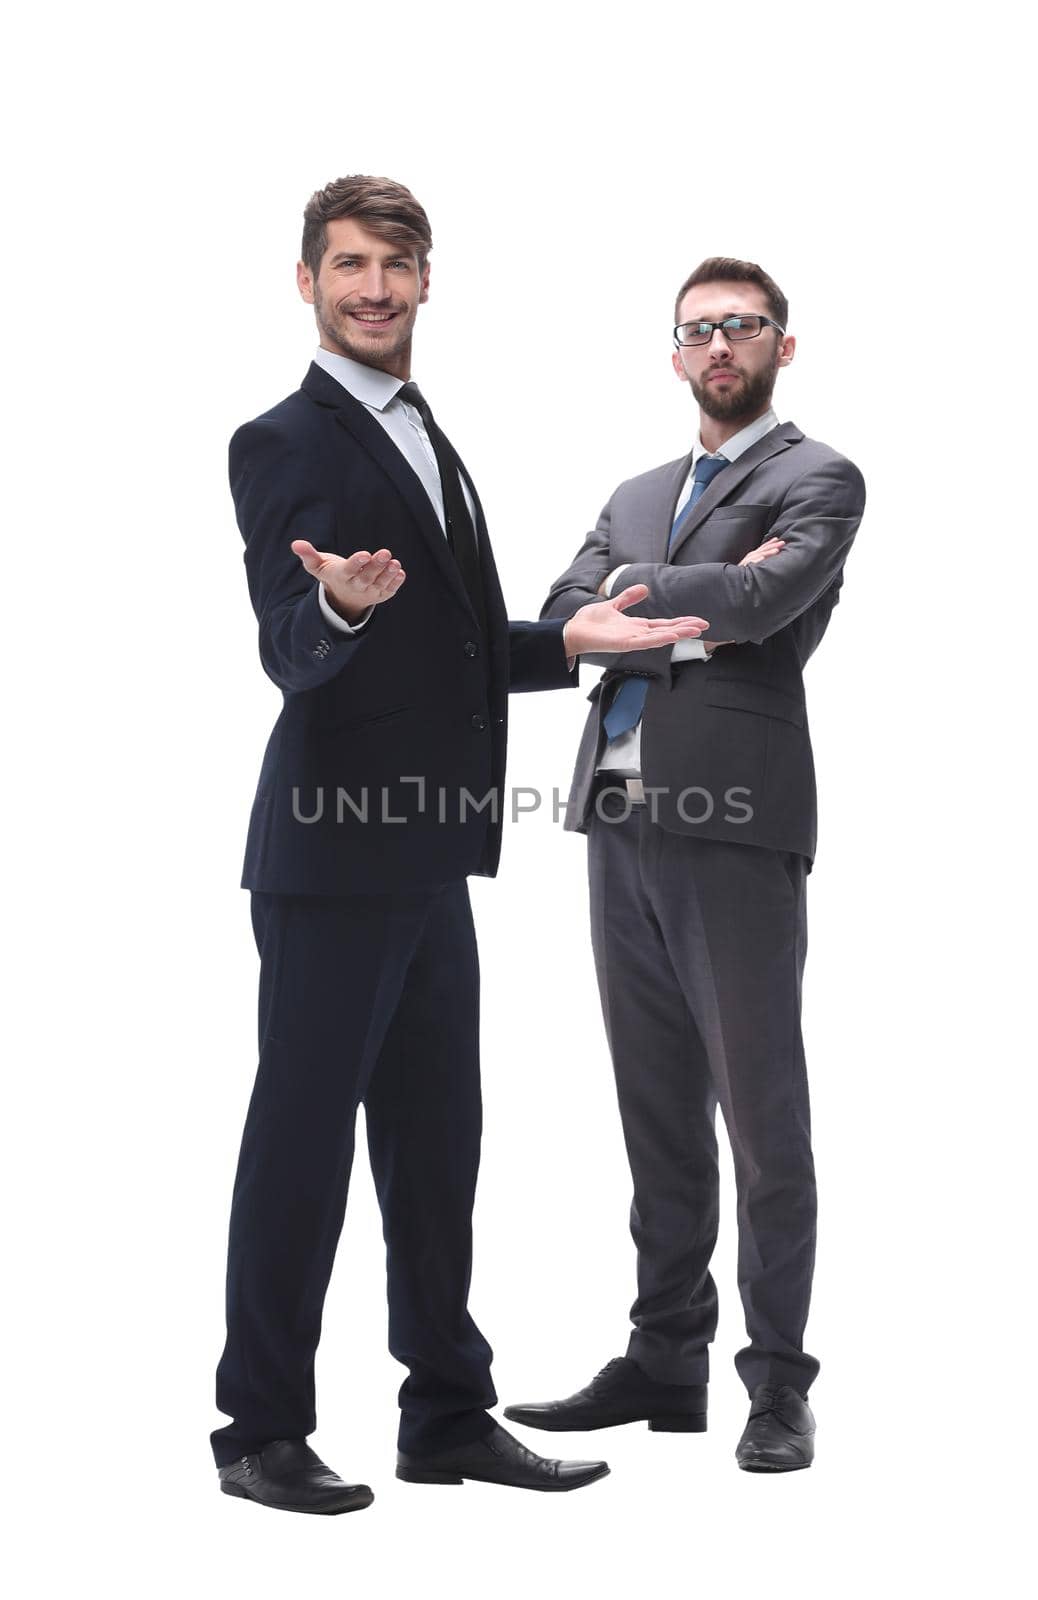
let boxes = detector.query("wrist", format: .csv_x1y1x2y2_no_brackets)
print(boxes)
325,588,367,625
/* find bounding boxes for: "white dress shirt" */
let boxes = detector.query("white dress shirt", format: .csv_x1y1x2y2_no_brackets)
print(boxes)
310,347,476,634
598,406,779,774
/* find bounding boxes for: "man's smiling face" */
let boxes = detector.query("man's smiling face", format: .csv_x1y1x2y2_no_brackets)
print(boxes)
297,216,429,378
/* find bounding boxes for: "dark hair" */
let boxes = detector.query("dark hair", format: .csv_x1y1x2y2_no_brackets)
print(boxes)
301,175,433,279
674,257,788,330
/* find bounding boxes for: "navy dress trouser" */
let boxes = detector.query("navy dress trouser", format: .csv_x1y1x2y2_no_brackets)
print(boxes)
210,882,497,1467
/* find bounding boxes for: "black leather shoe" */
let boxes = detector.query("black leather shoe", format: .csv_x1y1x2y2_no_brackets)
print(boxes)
396,1423,608,1491
218,1438,374,1513
736,1385,815,1472
504,1356,708,1433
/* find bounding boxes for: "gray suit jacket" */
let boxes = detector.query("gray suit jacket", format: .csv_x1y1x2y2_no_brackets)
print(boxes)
541,421,866,862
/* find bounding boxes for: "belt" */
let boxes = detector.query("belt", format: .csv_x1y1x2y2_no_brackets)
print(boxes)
593,773,646,805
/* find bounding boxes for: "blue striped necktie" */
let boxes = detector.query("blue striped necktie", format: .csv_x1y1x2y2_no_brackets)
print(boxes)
601,452,730,739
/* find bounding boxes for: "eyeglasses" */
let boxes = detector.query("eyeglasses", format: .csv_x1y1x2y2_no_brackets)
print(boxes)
673,314,785,347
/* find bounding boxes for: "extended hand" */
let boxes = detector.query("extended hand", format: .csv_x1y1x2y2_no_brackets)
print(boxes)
563,584,708,657
291,541,406,624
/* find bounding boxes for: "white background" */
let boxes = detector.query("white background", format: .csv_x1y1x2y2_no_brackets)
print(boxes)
5,2,1033,1596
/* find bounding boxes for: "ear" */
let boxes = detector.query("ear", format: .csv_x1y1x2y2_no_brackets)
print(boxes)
672,349,689,382
778,332,796,368
296,260,315,306
418,260,431,305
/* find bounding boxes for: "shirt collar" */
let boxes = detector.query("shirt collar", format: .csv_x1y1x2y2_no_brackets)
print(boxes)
312,347,406,412
692,405,779,467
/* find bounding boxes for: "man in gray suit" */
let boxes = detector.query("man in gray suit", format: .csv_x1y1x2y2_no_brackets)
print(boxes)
504,258,865,1472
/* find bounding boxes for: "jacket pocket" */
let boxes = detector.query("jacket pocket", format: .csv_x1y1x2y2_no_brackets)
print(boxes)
321,704,412,733
704,678,805,727
707,503,772,519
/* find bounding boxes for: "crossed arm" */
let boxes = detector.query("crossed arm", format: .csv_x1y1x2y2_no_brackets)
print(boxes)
542,457,866,651
596,535,787,648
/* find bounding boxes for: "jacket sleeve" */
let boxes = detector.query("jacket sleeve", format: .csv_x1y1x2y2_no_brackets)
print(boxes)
231,418,373,693
617,457,866,646
507,618,578,693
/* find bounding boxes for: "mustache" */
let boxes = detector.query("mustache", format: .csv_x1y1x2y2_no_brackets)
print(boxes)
336,299,407,315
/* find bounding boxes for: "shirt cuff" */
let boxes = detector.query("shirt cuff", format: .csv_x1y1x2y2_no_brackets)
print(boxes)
604,563,632,597
319,583,373,634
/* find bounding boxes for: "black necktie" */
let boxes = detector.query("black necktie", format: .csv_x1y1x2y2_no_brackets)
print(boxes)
396,382,486,634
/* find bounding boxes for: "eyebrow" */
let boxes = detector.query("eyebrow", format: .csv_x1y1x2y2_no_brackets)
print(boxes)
328,250,413,265
684,309,758,321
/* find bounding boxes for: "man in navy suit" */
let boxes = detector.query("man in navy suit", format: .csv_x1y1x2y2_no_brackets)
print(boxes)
210,174,709,1513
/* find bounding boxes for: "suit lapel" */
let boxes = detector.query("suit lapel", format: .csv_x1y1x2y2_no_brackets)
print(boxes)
301,363,478,624
667,421,804,561
651,451,697,563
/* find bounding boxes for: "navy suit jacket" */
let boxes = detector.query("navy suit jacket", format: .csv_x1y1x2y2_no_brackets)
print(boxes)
233,362,574,894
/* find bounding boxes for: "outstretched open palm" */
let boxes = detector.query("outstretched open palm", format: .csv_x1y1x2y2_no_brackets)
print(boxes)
564,585,708,656
291,540,405,624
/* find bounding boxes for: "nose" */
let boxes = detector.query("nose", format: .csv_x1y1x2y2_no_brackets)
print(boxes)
707,326,734,360
357,264,390,302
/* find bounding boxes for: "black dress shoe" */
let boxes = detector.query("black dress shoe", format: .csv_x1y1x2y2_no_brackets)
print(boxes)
396,1423,608,1491
736,1385,815,1472
218,1438,374,1513
504,1356,708,1433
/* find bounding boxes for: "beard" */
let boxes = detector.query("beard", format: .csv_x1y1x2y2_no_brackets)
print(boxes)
313,284,413,370
690,349,780,422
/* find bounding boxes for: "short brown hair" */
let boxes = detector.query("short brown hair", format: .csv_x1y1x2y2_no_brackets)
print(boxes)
301,175,433,279
674,257,788,330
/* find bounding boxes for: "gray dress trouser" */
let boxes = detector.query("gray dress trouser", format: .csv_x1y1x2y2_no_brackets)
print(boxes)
587,793,819,1395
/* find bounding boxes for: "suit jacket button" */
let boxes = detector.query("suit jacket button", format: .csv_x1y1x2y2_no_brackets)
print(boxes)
463,641,479,658
471,714,487,731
